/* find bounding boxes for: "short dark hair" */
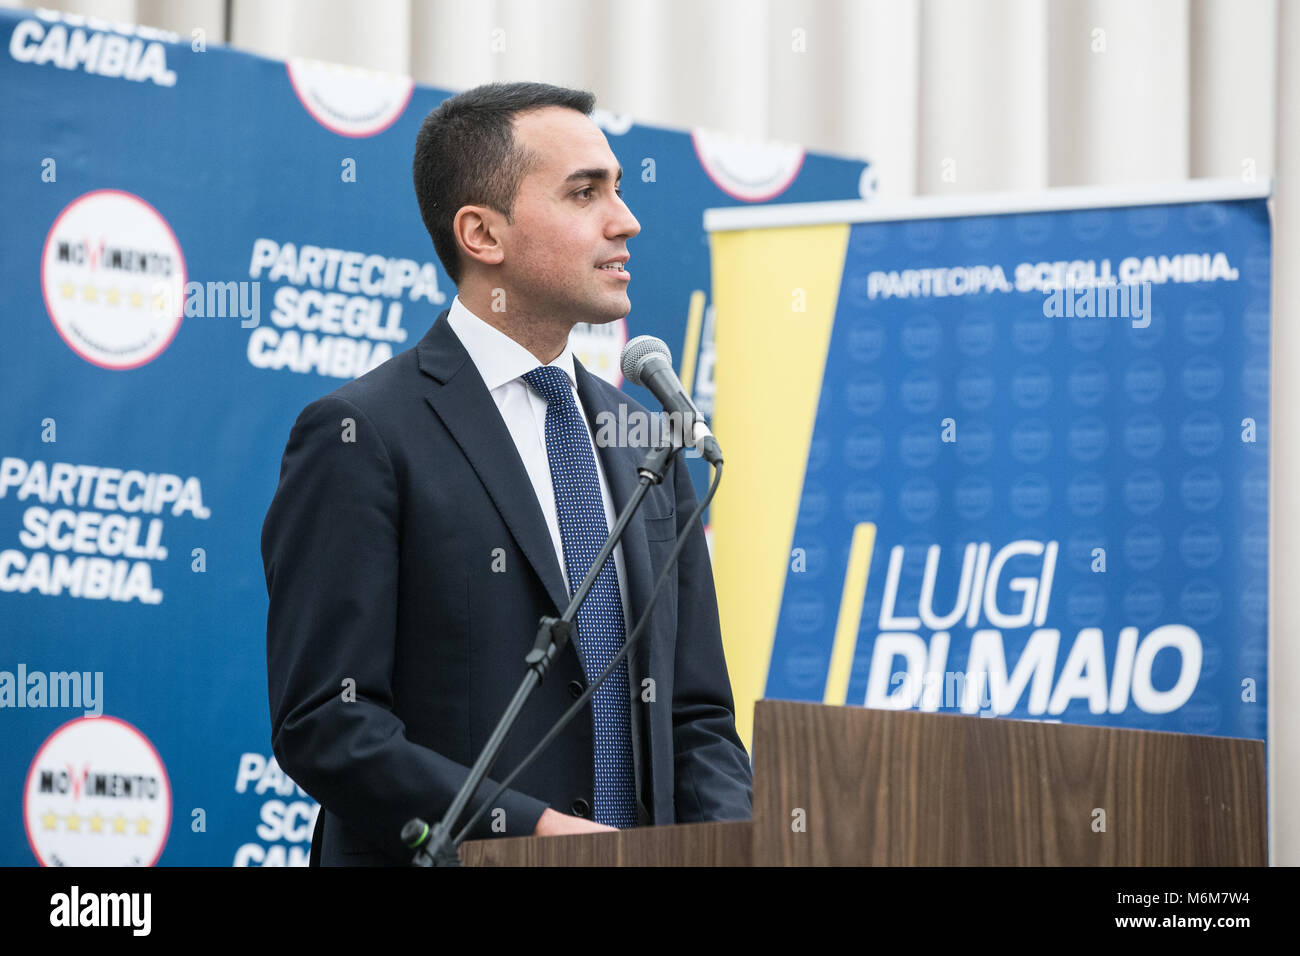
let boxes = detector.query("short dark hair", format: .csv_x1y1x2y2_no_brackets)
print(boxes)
412,81,597,286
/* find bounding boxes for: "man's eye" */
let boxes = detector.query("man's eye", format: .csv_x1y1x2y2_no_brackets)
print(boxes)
575,185,624,200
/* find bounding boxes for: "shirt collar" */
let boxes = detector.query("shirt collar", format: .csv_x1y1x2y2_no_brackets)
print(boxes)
446,294,577,393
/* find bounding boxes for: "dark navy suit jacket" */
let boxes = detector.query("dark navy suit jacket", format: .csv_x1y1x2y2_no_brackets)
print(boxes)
261,309,753,865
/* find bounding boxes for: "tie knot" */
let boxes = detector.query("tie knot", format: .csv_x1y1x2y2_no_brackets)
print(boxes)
522,365,573,407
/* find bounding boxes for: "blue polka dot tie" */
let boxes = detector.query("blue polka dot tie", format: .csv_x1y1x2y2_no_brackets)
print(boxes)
522,365,638,829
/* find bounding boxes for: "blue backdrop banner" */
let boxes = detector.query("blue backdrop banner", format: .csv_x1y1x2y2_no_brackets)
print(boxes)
0,6,869,866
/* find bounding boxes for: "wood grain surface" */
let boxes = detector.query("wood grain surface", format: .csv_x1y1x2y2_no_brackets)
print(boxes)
460,818,752,866
750,700,1266,866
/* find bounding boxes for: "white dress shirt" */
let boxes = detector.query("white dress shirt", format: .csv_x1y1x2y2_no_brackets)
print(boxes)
445,295,633,629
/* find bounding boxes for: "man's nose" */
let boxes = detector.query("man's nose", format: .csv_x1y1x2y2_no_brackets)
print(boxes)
610,198,640,239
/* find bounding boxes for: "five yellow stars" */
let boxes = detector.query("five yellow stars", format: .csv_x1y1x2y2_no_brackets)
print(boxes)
38,809,151,837
58,285,154,307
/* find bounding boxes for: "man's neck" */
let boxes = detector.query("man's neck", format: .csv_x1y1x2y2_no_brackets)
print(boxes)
456,285,572,365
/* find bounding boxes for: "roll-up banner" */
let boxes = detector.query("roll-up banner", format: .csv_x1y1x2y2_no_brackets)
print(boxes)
706,181,1271,757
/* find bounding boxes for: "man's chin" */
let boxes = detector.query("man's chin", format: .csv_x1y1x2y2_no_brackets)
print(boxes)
582,312,628,326
579,297,631,325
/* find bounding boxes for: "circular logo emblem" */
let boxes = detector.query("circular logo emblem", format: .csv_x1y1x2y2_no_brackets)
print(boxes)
571,318,628,386
42,189,186,369
690,128,804,202
24,716,172,866
591,109,634,136
286,57,414,137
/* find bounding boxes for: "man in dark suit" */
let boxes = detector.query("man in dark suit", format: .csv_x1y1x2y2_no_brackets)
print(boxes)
261,81,752,865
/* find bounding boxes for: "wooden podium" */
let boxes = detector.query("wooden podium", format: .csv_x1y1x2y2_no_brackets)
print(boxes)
459,699,1266,866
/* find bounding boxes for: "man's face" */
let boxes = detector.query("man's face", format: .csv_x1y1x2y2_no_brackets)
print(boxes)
496,106,641,326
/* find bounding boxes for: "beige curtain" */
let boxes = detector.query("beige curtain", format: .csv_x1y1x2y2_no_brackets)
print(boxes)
8,0,1295,864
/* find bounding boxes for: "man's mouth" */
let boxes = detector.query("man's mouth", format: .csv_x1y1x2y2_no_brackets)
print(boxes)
596,257,630,280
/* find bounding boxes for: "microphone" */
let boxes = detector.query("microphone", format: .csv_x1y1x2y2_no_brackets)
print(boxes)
621,336,723,464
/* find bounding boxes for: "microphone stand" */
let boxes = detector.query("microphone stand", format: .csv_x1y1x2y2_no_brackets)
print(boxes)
402,434,684,866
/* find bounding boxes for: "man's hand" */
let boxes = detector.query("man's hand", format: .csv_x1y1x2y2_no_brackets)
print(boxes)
533,807,617,836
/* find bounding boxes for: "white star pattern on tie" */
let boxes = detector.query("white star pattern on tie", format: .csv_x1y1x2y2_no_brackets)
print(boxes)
521,365,638,829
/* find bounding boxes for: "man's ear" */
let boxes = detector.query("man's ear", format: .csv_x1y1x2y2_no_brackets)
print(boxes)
454,205,505,269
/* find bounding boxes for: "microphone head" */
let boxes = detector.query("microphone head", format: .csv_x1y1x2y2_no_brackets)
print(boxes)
621,335,672,387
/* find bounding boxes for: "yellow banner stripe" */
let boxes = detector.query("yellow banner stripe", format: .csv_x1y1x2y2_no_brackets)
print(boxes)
679,289,706,396
709,222,851,749
823,522,877,706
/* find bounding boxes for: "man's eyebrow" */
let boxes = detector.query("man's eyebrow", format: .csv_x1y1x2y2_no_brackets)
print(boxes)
562,166,623,185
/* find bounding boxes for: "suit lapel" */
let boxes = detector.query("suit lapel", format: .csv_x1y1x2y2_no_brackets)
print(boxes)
418,312,571,618
417,314,657,645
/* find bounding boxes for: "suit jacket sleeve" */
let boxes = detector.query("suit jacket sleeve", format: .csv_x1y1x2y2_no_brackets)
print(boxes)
668,454,754,822
261,394,550,862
